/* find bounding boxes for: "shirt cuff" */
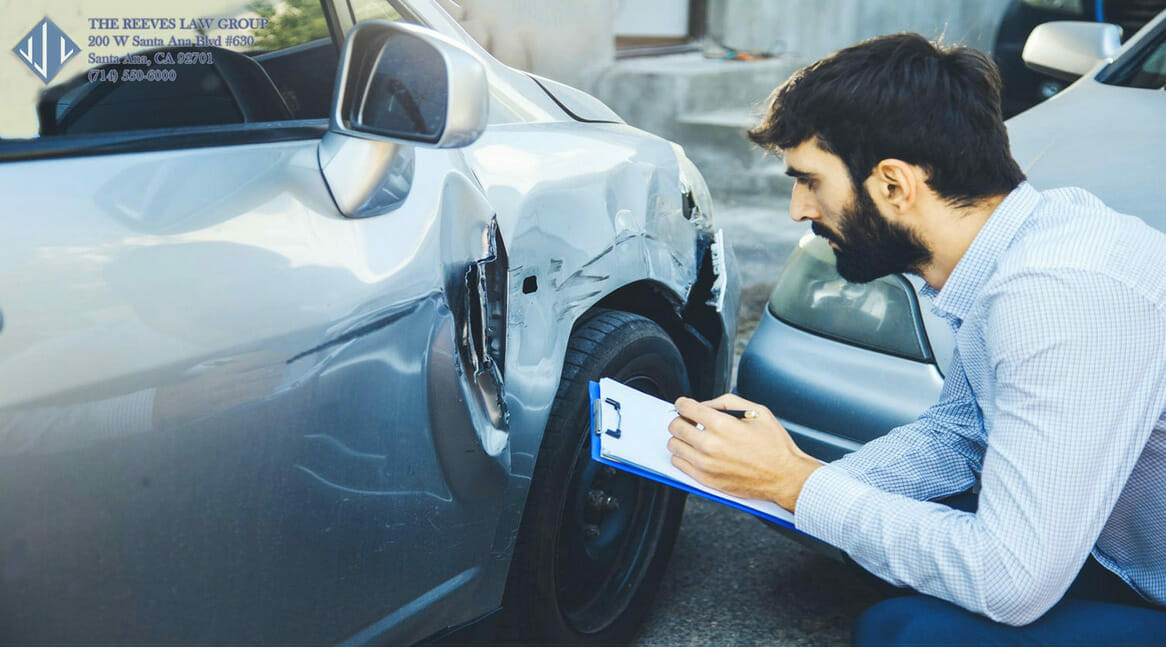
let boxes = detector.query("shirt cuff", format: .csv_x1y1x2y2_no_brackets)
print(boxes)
794,463,874,548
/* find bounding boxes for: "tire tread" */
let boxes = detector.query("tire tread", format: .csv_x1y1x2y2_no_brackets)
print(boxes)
501,308,689,644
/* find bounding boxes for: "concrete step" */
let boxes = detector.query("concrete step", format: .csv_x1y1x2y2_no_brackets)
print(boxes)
675,106,766,166
679,106,761,129
672,104,793,198
593,52,802,139
592,52,801,200
688,149,790,198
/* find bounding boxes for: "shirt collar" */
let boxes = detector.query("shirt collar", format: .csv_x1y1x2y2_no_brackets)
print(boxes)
923,182,1041,328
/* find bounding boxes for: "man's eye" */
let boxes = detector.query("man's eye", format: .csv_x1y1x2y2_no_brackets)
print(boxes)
797,177,816,190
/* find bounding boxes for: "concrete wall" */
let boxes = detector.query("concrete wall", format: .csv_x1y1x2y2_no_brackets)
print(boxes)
592,1,1015,200
707,0,1014,60
450,0,1014,94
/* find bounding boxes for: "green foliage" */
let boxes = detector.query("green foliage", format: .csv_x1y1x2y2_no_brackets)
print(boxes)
349,0,402,22
248,0,331,51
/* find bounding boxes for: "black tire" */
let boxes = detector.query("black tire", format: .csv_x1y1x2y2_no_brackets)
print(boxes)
502,309,690,645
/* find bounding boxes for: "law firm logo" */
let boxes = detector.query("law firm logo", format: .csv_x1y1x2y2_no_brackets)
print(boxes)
13,18,80,84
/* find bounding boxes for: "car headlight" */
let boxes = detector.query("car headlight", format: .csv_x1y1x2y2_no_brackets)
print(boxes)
768,233,933,362
1021,0,1084,13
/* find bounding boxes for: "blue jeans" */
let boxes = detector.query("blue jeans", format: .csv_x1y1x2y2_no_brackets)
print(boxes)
853,591,1166,646
852,491,1166,645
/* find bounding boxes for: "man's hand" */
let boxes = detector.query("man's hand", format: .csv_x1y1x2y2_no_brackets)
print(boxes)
667,393,822,512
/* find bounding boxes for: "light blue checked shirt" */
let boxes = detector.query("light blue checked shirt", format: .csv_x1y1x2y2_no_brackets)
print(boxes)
795,182,1166,626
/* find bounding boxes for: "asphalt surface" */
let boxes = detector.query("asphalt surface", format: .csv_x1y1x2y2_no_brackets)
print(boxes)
633,193,892,645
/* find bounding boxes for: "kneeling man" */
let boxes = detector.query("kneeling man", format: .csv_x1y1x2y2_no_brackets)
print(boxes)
668,32,1166,645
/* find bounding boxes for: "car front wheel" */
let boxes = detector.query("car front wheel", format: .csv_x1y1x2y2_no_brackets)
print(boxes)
502,309,689,644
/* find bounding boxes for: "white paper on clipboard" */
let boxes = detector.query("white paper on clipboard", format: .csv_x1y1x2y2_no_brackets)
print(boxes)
592,377,796,527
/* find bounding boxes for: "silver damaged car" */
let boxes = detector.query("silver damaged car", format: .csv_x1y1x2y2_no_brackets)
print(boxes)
0,0,740,643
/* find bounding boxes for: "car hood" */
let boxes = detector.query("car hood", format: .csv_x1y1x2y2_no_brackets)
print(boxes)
526,73,624,123
1006,77,1166,225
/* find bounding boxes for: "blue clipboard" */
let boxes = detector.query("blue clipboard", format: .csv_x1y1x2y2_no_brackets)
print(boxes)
588,380,799,532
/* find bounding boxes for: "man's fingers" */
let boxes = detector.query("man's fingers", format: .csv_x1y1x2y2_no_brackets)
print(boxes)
701,392,768,414
666,436,702,469
676,395,771,428
674,396,727,427
696,393,775,423
668,415,712,451
670,454,712,487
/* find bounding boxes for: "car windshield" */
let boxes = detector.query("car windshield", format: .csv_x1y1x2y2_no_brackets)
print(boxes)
1101,18,1166,89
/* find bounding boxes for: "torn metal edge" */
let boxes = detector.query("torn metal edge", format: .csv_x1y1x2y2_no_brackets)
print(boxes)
707,228,727,313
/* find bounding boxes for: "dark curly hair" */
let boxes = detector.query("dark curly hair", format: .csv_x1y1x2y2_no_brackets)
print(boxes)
748,32,1025,208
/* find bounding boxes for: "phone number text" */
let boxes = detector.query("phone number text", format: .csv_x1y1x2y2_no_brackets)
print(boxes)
88,68,178,83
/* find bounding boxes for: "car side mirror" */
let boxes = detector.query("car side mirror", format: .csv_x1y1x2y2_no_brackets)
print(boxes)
320,20,489,218
332,20,488,147
1022,21,1122,82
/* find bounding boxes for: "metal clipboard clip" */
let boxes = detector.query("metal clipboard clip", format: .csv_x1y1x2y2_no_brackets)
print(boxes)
591,397,623,439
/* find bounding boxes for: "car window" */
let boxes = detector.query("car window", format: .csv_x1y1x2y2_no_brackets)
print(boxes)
1125,39,1166,88
1,0,339,141
1101,21,1166,89
349,0,405,23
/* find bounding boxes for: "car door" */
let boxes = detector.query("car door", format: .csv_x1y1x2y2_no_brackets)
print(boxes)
0,2,505,643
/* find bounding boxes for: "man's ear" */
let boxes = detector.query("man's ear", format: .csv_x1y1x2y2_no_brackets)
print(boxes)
869,159,921,213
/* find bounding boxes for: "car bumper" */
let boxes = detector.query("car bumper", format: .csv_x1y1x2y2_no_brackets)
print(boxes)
736,308,943,462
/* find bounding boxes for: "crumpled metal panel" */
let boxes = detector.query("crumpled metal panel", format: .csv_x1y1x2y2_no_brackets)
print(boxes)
459,218,509,430
458,120,735,611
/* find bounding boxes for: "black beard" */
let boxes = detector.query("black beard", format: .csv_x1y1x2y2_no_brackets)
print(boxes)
818,184,931,283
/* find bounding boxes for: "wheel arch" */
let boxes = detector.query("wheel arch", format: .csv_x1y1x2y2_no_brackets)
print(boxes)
588,276,728,401
481,242,735,635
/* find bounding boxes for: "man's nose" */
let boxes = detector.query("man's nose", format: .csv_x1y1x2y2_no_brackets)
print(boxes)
790,184,820,223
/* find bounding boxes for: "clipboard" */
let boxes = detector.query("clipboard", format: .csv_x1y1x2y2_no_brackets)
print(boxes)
589,377,799,531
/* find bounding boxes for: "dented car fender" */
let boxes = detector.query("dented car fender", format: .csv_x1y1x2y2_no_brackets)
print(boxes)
454,121,740,592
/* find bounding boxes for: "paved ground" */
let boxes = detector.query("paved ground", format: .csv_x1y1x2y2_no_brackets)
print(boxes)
635,498,887,645
633,192,892,645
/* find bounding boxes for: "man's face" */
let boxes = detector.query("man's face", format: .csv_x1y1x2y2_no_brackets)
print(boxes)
782,139,931,283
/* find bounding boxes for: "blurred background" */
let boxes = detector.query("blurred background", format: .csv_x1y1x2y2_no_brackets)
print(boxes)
449,0,1007,202
449,0,1162,205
